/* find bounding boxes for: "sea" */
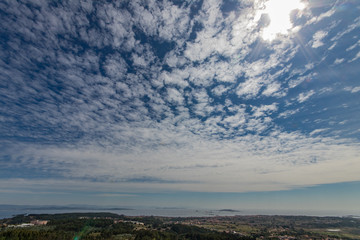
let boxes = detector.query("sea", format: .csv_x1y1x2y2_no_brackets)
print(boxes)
0,205,355,219
0,206,245,219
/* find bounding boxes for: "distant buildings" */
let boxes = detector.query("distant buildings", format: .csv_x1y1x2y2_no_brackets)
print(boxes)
5,219,48,228
30,220,48,225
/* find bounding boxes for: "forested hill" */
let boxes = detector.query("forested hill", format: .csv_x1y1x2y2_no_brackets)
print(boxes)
1,213,360,239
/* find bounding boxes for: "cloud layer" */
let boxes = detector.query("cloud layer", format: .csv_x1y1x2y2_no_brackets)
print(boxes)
0,0,360,196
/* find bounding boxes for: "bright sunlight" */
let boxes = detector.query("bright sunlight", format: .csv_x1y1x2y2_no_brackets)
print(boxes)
259,0,306,41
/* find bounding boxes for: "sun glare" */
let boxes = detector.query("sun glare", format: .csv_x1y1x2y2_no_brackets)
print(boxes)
260,0,306,41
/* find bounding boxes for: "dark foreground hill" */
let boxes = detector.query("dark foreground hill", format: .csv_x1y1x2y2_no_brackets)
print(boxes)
1,212,360,239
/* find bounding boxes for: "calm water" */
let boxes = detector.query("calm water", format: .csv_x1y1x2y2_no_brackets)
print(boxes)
0,206,243,219
0,205,352,219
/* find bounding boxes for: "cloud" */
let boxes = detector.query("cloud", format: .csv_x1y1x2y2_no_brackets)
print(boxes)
349,51,360,63
160,70,189,88
0,0,359,198
297,90,315,103
167,88,184,105
222,112,246,128
96,193,138,197
288,72,317,89
211,85,230,96
307,8,336,25
278,109,300,118
262,82,282,96
252,103,278,118
344,86,360,93
331,16,360,42
104,55,128,79
1,130,360,193
333,58,344,64
309,128,329,136
311,30,327,48
346,39,360,51
236,78,263,99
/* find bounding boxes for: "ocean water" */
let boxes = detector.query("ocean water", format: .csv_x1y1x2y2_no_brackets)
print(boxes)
0,206,244,219
0,205,351,219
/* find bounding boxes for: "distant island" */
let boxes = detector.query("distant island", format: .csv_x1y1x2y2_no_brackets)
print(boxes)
218,209,242,212
1,212,359,239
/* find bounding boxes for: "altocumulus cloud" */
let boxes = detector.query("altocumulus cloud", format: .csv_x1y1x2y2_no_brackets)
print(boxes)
0,0,360,196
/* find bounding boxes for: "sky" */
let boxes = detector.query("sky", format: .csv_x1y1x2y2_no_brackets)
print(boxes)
0,0,360,215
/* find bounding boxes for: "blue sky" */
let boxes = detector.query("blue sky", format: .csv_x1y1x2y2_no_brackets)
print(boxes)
0,0,360,214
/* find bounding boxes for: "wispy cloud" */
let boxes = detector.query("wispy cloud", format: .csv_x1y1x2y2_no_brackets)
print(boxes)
297,90,315,103
344,86,360,93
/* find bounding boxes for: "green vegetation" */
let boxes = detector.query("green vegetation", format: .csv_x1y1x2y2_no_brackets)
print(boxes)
1,213,359,239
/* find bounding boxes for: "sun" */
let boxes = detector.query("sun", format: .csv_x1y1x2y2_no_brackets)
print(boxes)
257,0,307,41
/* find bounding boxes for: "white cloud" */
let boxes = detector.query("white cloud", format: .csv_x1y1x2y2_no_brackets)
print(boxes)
167,88,184,104
96,4,135,50
262,82,282,96
104,55,128,79
160,70,189,88
222,112,246,128
297,90,315,103
131,1,158,36
236,78,262,99
349,51,360,62
328,42,336,50
164,51,187,68
3,129,360,193
309,128,329,136
187,65,216,87
307,8,336,25
212,85,230,96
334,58,344,64
318,87,332,95
339,120,348,125
288,73,317,88
132,53,147,67
346,39,360,51
312,30,327,48
331,16,360,42
252,103,278,118
344,86,360,93
278,109,300,118
158,1,191,42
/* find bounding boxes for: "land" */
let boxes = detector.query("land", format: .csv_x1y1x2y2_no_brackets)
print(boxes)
0,212,360,239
